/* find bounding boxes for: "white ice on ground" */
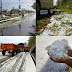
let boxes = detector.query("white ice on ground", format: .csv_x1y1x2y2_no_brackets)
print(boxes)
0,54,19,72
11,52,26,72
0,53,25,72
40,13,72,36
48,39,71,60
0,52,36,72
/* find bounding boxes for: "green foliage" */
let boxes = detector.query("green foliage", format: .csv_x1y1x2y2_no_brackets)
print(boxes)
36,19,47,29
57,0,72,13
24,42,27,46
32,2,36,10
61,20,72,25
66,33,71,36
53,5,58,9
10,9,21,13
28,36,36,48
57,0,61,9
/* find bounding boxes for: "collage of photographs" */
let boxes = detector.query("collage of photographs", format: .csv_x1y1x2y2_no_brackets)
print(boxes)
0,0,72,72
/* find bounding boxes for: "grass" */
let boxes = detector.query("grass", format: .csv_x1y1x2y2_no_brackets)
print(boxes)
36,17,51,35
36,18,49,34
66,33,72,36
49,34,55,36
61,20,72,26
65,28,72,35
0,21,23,29
36,27,48,35
61,8,72,14
58,27,61,30
54,16,64,21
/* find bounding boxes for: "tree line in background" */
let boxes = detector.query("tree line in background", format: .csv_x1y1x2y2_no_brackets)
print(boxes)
28,36,36,49
53,0,72,13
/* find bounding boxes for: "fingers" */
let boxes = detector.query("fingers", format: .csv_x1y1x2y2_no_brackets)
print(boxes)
47,51,57,62
67,49,72,57
47,51,65,63
47,51,49,55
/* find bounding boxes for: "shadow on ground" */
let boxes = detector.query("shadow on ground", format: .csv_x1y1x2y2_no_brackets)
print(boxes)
37,11,63,20
38,45,70,72
40,58,69,72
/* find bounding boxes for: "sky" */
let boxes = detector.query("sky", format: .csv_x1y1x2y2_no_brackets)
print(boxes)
0,36,31,44
2,0,35,11
54,0,57,5
1,0,57,11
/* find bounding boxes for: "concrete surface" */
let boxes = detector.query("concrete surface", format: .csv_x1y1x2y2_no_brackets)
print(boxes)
23,53,36,72
36,36,72,72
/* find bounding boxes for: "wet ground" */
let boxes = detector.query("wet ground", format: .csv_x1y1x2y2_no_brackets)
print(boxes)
0,13,36,36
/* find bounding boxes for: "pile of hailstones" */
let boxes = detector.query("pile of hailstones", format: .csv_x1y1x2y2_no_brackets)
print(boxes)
48,39,71,61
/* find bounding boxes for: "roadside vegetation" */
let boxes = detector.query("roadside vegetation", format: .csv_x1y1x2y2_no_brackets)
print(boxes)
57,0,72,14
36,18,50,35
28,36,36,48
28,36,36,59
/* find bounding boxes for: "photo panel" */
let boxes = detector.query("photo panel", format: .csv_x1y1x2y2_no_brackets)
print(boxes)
36,36,72,72
0,36,36,72
0,0,36,36
36,0,72,36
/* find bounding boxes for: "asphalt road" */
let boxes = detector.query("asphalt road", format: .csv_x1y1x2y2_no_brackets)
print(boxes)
0,52,36,72
0,52,26,72
0,13,36,36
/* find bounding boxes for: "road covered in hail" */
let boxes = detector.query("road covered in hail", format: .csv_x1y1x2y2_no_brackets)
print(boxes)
0,13,36,36
0,52,36,72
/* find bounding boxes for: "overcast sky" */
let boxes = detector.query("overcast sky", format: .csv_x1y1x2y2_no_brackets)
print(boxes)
1,0,57,11
54,0,57,5
2,0,35,11
0,36,30,44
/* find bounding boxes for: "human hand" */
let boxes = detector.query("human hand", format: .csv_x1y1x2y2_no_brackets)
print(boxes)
47,51,66,63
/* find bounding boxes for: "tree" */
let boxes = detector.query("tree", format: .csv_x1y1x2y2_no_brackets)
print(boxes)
24,42,27,46
32,2,36,10
53,5,58,9
56,0,72,13
57,0,61,9
28,36,36,48
10,8,21,13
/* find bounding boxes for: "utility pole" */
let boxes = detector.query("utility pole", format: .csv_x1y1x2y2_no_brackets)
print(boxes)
0,0,2,18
